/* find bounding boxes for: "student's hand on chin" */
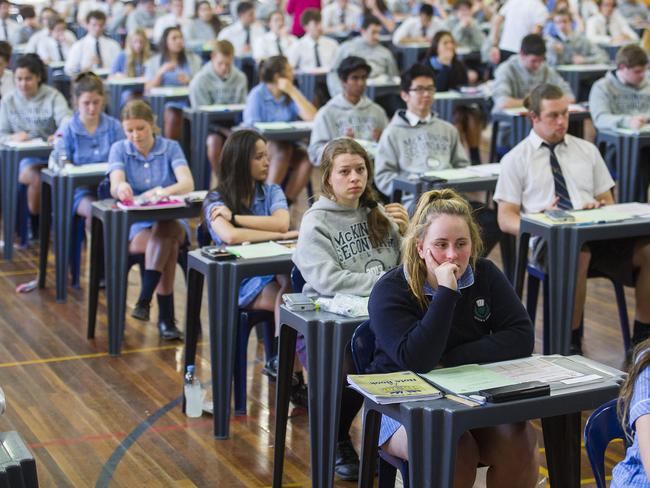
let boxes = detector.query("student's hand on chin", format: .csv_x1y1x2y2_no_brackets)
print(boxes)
276,77,294,94
424,248,459,291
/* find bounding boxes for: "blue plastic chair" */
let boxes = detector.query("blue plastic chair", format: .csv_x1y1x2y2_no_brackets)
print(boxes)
584,398,628,488
351,321,410,488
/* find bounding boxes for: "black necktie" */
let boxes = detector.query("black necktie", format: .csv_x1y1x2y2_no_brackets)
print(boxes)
339,10,345,25
276,36,283,56
314,41,321,67
2,21,7,41
95,39,103,67
421,24,427,37
542,142,572,210
245,25,251,45
57,41,65,61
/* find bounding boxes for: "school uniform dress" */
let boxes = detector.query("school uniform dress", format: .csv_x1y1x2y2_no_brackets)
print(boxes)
53,112,125,213
144,52,202,110
110,52,146,77
243,83,300,126
107,136,189,240
367,260,535,445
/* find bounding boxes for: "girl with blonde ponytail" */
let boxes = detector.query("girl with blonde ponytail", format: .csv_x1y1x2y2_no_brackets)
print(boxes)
368,188,540,488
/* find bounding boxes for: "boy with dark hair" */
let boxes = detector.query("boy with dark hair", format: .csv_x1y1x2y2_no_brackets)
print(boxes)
65,10,121,75
392,4,443,45
217,1,265,57
16,6,38,45
0,40,12,97
545,8,609,67
0,0,19,45
444,0,485,52
287,9,339,71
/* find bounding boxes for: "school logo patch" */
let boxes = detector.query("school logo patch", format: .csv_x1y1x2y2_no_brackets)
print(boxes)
473,298,491,323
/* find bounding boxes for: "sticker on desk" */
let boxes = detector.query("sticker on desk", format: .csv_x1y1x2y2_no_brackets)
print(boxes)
225,241,293,259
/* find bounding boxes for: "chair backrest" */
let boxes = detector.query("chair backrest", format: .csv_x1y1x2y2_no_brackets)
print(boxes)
584,398,626,488
350,320,374,374
196,222,211,247
97,176,111,200
291,266,306,293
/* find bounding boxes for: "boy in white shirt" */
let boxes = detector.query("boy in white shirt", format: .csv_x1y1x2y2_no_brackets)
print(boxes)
217,2,265,57
321,0,362,34
0,41,13,98
288,9,339,71
65,10,121,75
35,16,75,64
392,4,444,45
253,10,297,62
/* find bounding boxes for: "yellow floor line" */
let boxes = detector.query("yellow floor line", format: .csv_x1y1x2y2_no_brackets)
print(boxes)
0,269,40,277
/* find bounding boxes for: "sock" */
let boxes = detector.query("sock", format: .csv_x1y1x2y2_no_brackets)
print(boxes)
633,320,650,344
138,270,161,304
157,293,174,323
469,147,481,165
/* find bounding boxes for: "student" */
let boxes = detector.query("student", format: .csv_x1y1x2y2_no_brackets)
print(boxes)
35,16,75,64
586,0,639,45
294,138,408,480
444,0,485,53
217,2,265,57
0,0,20,45
0,40,13,97
611,339,650,488
243,55,316,204
286,0,321,37
545,8,609,67
126,0,159,33
108,100,194,340
189,40,248,174
16,6,39,45
327,16,400,97
495,83,650,353
367,188,538,487
152,0,188,44
589,44,650,131
77,0,112,28
287,9,339,71
358,0,396,34
253,10,297,62
110,27,151,78
24,7,59,53
51,72,125,228
308,56,388,165
392,4,443,46
618,0,650,28
144,26,202,140
65,10,121,76
0,54,71,218
321,0,362,34
183,0,221,44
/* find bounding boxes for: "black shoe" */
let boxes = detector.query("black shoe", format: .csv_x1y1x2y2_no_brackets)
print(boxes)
262,355,278,381
289,371,308,409
569,336,583,355
335,438,360,481
132,300,150,321
158,319,182,341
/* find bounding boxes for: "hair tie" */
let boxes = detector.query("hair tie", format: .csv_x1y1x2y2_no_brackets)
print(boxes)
366,200,378,209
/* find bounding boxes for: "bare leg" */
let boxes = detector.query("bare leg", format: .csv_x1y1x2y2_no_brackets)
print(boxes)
207,132,227,177
572,247,592,329
284,149,312,202
163,107,183,141
267,141,292,187
18,166,43,215
76,196,95,233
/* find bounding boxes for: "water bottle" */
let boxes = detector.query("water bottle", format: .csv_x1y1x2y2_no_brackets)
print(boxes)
184,365,203,418
57,152,69,174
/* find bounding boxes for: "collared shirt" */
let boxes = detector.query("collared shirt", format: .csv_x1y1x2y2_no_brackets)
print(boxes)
53,112,125,166
321,2,362,30
404,110,433,127
252,31,297,62
494,130,614,213
64,34,122,76
585,10,639,45
144,53,202,87
391,16,445,45
107,136,188,195
0,17,20,45
287,34,339,70
217,21,266,57
110,51,146,77
422,264,476,296
243,83,300,126
36,36,74,63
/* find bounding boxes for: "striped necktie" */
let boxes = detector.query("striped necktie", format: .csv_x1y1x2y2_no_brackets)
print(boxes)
542,141,572,210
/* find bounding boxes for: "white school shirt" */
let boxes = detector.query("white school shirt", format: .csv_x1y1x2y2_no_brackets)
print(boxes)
153,13,189,44
585,11,639,45
26,29,76,54
321,3,362,31
0,18,20,45
217,21,266,57
494,130,615,213
287,34,339,70
0,70,13,99
252,31,297,62
391,16,444,45
36,36,75,63
64,34,121,76
498,0,548,53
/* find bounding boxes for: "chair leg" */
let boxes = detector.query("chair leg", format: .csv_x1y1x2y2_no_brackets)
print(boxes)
612,281,631,352
378,457,398,488
526,274,540,324
262,321,275,361
542,277,551,354
70,216,85,288
234,313,250,416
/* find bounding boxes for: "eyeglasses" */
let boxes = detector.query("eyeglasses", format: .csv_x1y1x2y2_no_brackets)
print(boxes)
409,86,435,94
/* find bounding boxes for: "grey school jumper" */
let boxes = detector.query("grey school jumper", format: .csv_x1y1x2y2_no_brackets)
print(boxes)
326,37,399,96
374,110,469,208
189,63,248,107
0,84,71,145
545,33,609,66
308,94,389,165
293,195,401,296
589,70,650,130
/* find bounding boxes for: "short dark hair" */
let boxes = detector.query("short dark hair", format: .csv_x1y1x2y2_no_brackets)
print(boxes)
73,71,105,99
300,8,321,27
15,53,47,84
337,56,371,81
552,7,572,19
19,6,36,19
46,14,65,31
524,83,565,116
259,55,289,83
520,34,546,56
361,14,382,30
400,63,436,92
237,1,254,16
453,0,472,9
0,40,11,63
616,43,649,68
419,4,433,16
86,10,107,23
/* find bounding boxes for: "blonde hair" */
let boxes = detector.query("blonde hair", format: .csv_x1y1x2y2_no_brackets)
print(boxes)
402,189,483,309
121,99,160,134
125,28,151,78
320,138,390,248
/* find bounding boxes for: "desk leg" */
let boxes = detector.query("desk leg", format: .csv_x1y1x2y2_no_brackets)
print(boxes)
514,233,531,298
104,213,130,356
542,413,581,488
53,178,74,302
629,139,644,203
1,152,18,260
619,136,633,203
272,322,297,488
358,406,381,488
87,215,103,339
408,409,457,488
182,266,204,413
38,180,52,288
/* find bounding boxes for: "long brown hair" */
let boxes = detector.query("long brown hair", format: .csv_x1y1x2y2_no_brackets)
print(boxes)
402,189,483,309
320,138,390,248
618,338,650,441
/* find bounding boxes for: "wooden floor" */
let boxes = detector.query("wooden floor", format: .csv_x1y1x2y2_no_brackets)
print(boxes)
0,167,632,488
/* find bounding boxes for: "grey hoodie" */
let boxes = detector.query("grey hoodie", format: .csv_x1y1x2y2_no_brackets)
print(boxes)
0,84,71,145
189,62,248,107
326,37,399,96
374,110,469,208
308,94,389,165
293,195,401,296
589,70,650,130
444,17,486,52
545,33,609,66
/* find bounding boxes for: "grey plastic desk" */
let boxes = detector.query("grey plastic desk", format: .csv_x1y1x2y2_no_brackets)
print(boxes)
617,131,650,203
514,215,650,354
272,307,365,488
395,44,428,70
0,144,52,260
433,92,490,124
86,199,202,356
181,107,243,190
366,80,401,101
294,71,327,103
255,124,312,142
144,90,190,132
392,173,498,201
106,78,145,118
556,65,611,102
182,250,293,439
492,109,590,148
358,357,623,488
38,167,106,302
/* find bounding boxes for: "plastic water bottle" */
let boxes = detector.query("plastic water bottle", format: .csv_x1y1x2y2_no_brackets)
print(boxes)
184,365,203,418
57,152,69,174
